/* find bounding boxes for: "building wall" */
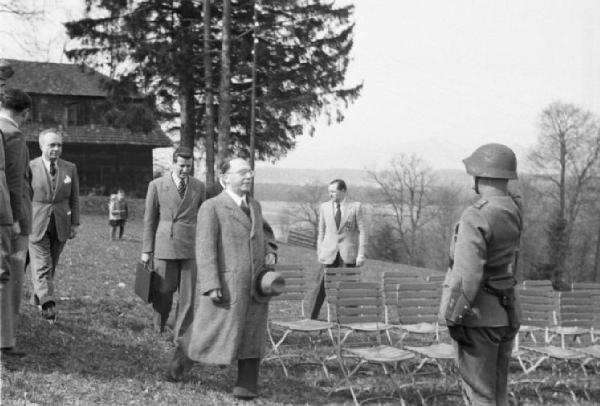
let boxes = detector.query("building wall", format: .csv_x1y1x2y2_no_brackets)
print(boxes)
27,142,154,198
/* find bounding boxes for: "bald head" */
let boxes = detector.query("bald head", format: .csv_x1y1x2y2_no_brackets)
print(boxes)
39,129,63,162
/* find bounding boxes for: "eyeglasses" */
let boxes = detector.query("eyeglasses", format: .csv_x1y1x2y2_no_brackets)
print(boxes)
227,169,254,177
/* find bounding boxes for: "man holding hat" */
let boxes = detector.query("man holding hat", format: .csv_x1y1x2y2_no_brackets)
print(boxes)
439,143,522,406
167,157,278,401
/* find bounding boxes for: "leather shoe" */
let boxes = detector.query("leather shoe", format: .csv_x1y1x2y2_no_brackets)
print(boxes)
233,386,258,400
41,302,56,322
165,346,193,382
1,347,27,358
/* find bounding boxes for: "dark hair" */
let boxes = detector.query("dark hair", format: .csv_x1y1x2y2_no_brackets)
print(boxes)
39,128,64,142
330,179,347,191
1,88,32,113
172,146,193,162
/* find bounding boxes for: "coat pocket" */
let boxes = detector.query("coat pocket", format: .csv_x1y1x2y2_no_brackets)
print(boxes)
219,271,237,306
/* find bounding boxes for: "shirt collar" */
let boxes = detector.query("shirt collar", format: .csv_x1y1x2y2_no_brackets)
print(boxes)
226,189,247,207
171,171,187,186
0,113,18,129
42,156,57,172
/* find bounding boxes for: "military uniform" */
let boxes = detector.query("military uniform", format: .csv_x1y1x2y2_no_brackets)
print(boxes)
440,143,522,406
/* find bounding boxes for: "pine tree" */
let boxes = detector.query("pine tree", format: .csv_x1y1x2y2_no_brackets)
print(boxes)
65,0,361,181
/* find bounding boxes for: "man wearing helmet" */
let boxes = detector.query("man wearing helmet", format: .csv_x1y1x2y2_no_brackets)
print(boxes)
439,143,522,406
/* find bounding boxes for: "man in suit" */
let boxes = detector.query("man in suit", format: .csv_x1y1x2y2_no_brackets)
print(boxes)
439,144,522,406
141,146,205,342
307,179,367,320
167,157,277,400
29,128,80,322
0,88,29,356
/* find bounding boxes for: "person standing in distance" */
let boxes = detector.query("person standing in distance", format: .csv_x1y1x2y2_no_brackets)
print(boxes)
439,143,522,406
0,88,29,356
167,157,278,400
141,147,205,342
29,129,80,322
307,179,367,320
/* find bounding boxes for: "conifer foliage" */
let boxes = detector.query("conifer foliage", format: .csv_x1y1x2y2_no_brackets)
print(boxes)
65,0,361,174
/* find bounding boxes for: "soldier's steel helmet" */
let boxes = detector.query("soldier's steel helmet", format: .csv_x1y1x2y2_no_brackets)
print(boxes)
463,143,517,180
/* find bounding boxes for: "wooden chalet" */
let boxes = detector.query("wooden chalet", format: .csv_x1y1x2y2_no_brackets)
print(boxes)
5,59,172,197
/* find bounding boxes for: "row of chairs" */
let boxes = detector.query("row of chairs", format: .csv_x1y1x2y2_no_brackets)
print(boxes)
267,268,600,404
512,280,600,402
266,266,454,405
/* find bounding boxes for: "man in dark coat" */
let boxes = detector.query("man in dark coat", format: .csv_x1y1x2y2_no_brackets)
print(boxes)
0,88,29,356
168,157,277,400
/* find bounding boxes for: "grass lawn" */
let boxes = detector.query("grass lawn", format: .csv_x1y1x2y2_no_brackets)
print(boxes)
1,214,598,405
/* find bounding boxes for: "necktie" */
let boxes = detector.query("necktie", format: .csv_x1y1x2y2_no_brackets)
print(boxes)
335,201,341,229
177,178,186,198
50,161,56,176
241,199,251,218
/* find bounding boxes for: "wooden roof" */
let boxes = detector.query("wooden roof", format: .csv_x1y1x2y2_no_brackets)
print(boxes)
22,123,172,147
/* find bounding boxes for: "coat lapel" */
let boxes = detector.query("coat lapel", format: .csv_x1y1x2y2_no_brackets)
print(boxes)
33,158,52,200
339,201,351,231
220,191,252,231
52,159,65,201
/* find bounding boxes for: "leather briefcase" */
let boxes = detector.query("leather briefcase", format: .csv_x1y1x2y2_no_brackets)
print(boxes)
134,260,154,303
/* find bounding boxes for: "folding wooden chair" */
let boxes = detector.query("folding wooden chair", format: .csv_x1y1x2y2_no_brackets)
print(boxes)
381,271,422,327
324,267,362,323
395,281,442,344
328,281,416,405
519,291,596,403
571,282,600,342
265,265,335,377
549,291,595,348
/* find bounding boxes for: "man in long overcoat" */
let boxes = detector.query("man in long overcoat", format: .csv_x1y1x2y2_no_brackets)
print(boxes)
168,157,277,400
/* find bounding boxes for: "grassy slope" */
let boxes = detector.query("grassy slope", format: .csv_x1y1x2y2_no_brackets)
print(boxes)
0,214,597,405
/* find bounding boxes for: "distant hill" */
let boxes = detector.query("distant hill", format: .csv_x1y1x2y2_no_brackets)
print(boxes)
254,166,472,187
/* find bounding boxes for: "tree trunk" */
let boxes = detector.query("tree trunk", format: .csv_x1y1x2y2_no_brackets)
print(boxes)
217,0,231,168
179,0,196,154
203,0,215,189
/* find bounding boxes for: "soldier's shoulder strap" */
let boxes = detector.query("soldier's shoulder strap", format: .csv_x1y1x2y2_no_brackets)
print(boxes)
473,198,488,209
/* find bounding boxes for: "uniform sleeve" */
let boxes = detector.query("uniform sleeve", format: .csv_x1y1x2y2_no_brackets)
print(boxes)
452,207,490,304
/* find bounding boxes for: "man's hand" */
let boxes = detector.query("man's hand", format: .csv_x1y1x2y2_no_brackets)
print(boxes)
12,222,20,236
208,288,223,303
69,225,79,239
141,252,152,264
356,255,365,267
265,252,277,265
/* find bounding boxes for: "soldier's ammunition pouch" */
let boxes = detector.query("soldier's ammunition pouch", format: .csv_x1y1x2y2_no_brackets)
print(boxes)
482,274,519,330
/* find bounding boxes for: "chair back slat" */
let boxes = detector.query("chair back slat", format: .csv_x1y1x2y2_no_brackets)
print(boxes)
522,279,553,290
426,273,445,283
517,286,555,328
556,291,596,328
269,264,305,303
335,281,384,324
325,268,361,321
395,281,440,326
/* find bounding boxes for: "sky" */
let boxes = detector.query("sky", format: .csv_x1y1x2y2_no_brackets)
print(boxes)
2,0,600,171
